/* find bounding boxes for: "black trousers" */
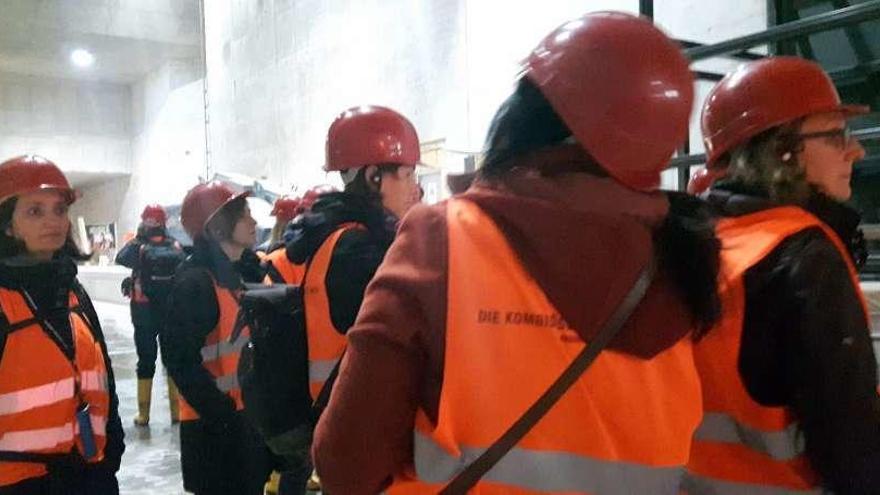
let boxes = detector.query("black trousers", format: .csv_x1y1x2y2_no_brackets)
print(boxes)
278,463,312,495
130,302,165,379
180,414,274,495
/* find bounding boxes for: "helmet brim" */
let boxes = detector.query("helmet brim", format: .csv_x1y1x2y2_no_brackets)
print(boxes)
202,190,251,233
706,103,871,168
835,104,871,117
0,185,78,207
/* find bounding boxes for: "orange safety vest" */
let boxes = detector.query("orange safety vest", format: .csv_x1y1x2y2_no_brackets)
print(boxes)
178,279,250,421
388,199,702,494
685,206,869,494
303,224,362,401
0,288,110,487
263,248,306,286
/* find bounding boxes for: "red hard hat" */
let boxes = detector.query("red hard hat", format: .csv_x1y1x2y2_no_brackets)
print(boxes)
523,12,694,191
300,184,337,211
180,182,250,239
271,196,302,223
702,56,869,167
0,155,77,205
325,105,420,171
141,204,168,225
687,167,727,195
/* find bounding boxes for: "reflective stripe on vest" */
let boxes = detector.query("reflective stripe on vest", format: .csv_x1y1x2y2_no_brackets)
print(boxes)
308,358,339,385
0,372,106,416
412,431,684,493
178,279,249,421
303,224,362,400
388,199,702,494
0,414,108,452
0,288,111,487
0,377,75,415
683,473,823,494
687,206,868,493
694,412,804,461
200,334,249,362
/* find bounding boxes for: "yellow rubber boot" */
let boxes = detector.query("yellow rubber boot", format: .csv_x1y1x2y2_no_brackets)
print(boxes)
167,378,180,424
264,471,281,495
133,378,152,427
306,470,321,492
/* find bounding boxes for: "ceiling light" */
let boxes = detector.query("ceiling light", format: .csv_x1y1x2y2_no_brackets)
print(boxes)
70,49,94,68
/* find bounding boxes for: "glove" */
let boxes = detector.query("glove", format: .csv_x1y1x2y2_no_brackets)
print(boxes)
121,277,133,297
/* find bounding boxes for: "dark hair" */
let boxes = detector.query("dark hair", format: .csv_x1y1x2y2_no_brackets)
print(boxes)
481,78,588,177
205,196,249,242
343,164,403,205
0,197,90,261
721,120,809,204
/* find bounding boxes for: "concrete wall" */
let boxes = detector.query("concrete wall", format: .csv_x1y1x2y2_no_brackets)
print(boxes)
0,60,205,239
0,71,131,174
61,59,206,239
203,0,769,194
203,0,471,190
70,176,131,227
119,59,206,237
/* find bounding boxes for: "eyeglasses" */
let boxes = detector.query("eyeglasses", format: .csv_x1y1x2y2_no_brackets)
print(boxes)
795,126,853,150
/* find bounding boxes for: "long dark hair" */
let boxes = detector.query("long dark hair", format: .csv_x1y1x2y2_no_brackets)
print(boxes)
481,78,600,177
0,197,90,261
480,78,721,336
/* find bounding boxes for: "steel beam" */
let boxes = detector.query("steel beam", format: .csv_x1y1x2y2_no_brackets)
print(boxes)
678,40,764,61
685,1,880,61
639,0,653,20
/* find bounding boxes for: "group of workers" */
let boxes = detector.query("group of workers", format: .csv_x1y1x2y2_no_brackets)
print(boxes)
0,9,878,495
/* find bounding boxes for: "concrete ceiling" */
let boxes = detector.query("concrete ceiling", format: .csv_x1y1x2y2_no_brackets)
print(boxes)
0,0,202,83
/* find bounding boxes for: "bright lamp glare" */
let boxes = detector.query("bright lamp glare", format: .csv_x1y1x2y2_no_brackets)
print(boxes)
70,49,94,68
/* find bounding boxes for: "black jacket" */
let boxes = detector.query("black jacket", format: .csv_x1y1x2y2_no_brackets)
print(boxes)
0,256,125,482
283,191,398,333
707,182,880,494
115,232,181,271
161,239,264,426
161,240,277,494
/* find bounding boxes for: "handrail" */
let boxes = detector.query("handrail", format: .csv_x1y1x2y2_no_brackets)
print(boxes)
685,1,880,61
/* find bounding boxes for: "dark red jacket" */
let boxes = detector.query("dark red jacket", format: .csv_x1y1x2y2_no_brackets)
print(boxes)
313,146,721,494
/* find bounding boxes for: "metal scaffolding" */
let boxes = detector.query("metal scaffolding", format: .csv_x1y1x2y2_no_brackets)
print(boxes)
665,0,880,180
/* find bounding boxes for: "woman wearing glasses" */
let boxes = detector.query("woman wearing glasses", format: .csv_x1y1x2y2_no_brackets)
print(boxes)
686,57,880,494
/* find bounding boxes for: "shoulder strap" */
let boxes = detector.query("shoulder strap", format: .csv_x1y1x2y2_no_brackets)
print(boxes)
70,283,92,325
440,256,658,494
302,223,363,281
265,262,287,285
0,305,7,360
0,288,86,357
